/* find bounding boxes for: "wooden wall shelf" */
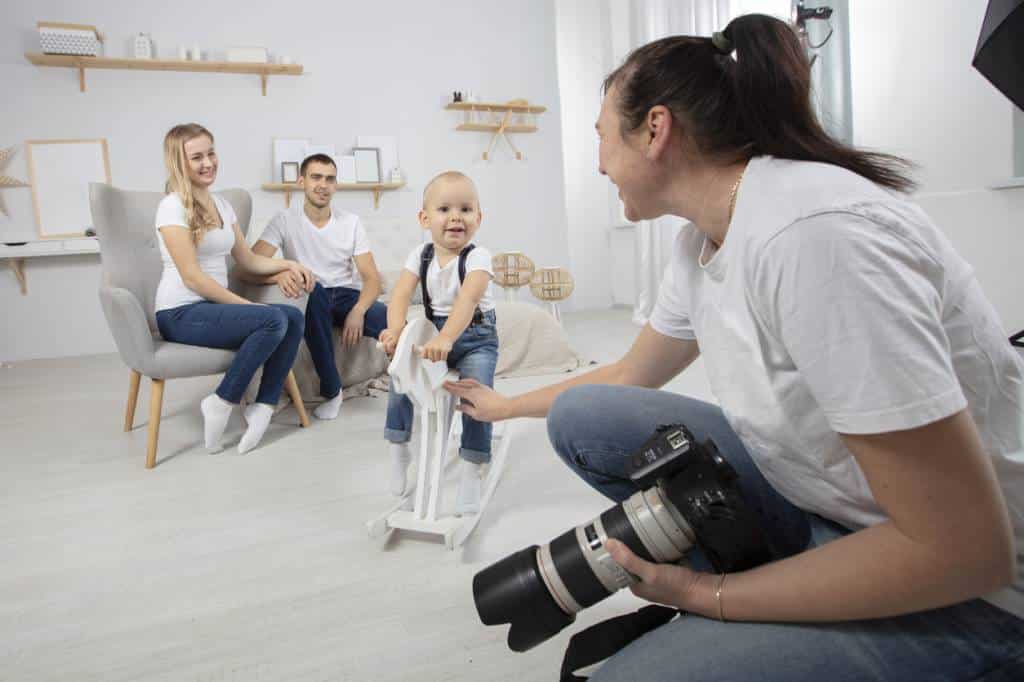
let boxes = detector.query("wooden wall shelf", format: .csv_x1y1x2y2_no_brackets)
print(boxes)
445,102,547,114
24,53,303,95
261,182,405,209
446,102,546,161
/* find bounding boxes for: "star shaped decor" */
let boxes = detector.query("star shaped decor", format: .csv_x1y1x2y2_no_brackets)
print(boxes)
0,146,30,217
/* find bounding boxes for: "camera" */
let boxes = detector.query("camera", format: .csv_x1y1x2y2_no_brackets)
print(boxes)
472,424,773,652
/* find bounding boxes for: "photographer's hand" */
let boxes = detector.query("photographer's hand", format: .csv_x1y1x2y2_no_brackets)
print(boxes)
605,539,716,616
444,378,510,422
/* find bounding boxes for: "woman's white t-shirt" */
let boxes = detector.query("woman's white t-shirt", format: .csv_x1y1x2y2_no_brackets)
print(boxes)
259,207,370,289
403,243,495,317
154,193,237,312
649,156,1024,618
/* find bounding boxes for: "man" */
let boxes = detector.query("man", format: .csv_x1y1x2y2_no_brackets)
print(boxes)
251,153,388,420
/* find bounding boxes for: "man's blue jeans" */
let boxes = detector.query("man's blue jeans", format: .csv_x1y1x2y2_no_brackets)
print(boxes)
304,283,388,399
156,302,304,405
384,310,498,464
547,384,1024,682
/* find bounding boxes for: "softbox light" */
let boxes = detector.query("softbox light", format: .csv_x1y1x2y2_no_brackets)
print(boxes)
973,0,1024,109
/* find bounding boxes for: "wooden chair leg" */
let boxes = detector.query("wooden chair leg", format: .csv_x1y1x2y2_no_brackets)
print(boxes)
145,379,165,469
285,370,310,428
124,369,141,432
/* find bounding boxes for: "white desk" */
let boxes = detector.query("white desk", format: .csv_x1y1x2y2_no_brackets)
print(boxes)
0,237,100,294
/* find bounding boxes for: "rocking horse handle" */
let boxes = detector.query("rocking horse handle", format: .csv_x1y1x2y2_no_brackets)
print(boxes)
376,341,425,356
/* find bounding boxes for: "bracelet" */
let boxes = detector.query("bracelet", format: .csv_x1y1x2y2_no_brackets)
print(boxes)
715,574,728,622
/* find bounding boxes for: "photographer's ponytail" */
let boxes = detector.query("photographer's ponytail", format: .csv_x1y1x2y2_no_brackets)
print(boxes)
604,14,915,193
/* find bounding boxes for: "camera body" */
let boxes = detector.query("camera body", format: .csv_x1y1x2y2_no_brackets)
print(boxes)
473,424,772,652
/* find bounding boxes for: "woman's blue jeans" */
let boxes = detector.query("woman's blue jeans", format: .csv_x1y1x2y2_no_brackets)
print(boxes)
156,302,304,406
547,384,1024,682
384,310,498,464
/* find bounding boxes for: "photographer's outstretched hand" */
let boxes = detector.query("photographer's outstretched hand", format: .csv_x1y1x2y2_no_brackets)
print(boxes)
444,378,508,423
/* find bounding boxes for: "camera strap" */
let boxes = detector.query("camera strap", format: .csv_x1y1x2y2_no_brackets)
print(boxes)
559,605,680,681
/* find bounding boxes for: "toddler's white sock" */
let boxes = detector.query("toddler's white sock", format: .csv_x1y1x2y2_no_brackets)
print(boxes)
314,393,344,420
455,460,484,516
200,393,234,453
238,403,274,454
390,442,412,496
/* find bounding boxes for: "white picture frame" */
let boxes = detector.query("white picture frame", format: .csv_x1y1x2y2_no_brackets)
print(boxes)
272,137,309,183
25,138,111,239
303,143,336,166
355,136,397,179
353,147,381,183
338,155,357,184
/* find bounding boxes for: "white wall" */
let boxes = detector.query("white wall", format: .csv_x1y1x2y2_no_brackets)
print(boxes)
553,0,618,310
0,0,569,362
849,0,1024,334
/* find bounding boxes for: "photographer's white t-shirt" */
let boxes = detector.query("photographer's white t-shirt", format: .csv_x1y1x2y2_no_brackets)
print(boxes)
260,207,370,289
154,193,237,312
403,243,495,317
650,156,1024,618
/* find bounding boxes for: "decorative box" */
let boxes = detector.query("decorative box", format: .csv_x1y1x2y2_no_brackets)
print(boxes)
133,33,153,59
37,22,102,57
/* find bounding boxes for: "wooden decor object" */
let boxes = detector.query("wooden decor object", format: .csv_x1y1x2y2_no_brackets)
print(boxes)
445,100,546,161
529,266,575,324
492,251,535,302
0,146,30,217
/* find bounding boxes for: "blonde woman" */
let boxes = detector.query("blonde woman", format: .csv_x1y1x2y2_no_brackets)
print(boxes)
154,123,314,454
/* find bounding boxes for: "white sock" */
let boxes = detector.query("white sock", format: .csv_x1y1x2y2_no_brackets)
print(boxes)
314,393,344,420
238,403,274,454
456,460,483,516
200,393,234,453
390,442,412,496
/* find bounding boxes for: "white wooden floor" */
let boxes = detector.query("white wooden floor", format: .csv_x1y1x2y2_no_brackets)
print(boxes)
0,308,714,682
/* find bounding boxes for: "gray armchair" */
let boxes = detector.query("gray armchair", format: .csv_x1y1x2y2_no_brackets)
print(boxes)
90,183,310,468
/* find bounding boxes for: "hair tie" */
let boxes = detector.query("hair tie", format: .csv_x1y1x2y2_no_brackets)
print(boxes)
711,31,733,54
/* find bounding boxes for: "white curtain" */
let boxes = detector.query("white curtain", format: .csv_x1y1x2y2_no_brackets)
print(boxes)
623,0,735,325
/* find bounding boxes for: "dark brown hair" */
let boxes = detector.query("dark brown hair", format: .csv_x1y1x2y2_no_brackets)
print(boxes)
603,14,916,192
300,153,337,177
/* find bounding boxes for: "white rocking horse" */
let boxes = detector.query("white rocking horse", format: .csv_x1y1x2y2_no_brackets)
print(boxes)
366,317,512,549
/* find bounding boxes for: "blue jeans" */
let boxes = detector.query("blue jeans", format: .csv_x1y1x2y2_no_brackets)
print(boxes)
548,385,1024,682
305,283,389,399
384,310,498,464
156,302,304,405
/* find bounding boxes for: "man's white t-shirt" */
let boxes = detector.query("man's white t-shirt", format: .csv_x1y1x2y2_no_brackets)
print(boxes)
403,243,495,317
650,156,1024,618
260,207,370,289
154,193,237,312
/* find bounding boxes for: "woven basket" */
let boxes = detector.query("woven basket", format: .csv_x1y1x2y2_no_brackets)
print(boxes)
529,266,574,302
492,251,536,289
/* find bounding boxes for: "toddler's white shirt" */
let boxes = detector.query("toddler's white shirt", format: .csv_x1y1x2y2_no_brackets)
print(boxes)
403,243,495,317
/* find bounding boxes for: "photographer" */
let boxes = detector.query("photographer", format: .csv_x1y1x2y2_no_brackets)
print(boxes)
446,13,1024,681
